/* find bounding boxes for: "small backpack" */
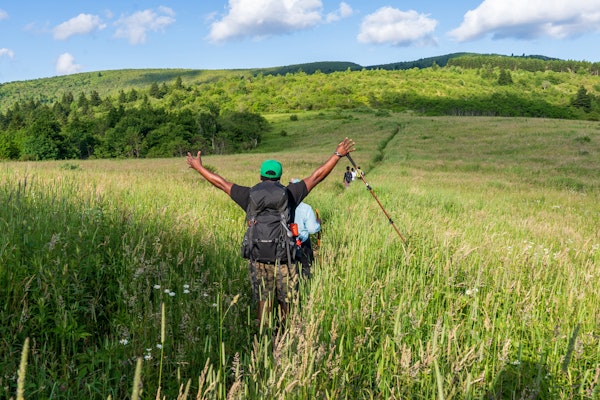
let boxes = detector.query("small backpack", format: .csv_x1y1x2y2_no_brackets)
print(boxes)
241,181,295,263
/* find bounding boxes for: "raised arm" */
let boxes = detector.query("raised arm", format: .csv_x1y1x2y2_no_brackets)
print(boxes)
303,137,355,192
186,151,234,196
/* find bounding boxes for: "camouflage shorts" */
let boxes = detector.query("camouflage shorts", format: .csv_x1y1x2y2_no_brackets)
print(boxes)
248,260,299,305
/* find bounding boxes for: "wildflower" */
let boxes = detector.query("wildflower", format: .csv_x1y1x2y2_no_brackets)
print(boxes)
183,284,190,289
465,288,479,297
169,291,176,297
183,289,190,294
144,354,153,361
164,289,170,294
156,344,162,349
119,339,129,345
153,284,161,290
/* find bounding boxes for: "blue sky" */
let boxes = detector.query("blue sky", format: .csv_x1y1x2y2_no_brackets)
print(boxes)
1,0,599,84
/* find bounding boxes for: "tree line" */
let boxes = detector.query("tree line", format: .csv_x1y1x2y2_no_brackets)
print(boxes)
1,54,599,161
0,84,268,161
447,54,600,75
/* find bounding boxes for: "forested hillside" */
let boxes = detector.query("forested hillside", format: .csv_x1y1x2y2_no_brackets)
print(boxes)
0,54,599,161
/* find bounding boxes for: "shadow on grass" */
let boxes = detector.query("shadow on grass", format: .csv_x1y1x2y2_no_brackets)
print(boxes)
486,357,552,399
0,177,255,399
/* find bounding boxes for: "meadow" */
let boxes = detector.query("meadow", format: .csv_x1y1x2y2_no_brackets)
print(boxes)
1,111,599,399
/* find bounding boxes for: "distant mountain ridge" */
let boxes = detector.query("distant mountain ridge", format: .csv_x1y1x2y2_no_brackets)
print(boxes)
253,52,563,75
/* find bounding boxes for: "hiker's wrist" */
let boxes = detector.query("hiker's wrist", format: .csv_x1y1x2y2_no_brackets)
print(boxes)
333,151,343,158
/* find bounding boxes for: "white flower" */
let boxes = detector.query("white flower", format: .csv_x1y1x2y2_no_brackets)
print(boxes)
164,289,170,294
465,288,479,297
169,291,176,297
156,344,162,349
183,289,190,294
183,284,190,289
119,339,129,345
153,284,161,290
144,354,153,361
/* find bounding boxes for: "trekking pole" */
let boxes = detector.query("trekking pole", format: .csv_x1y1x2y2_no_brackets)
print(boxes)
345,154,407,243
315,208,322,264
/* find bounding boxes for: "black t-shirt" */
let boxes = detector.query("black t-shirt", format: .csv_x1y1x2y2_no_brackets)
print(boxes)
230,180,309,212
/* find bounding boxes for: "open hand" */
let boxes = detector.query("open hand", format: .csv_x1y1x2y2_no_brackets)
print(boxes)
335,137,355,157
186,151,202,170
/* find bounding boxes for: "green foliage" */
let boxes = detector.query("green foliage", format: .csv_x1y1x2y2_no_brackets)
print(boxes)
572,85,592,112
2,54,600,161
497,69,513,85
217,110,268,151
448,53,600,74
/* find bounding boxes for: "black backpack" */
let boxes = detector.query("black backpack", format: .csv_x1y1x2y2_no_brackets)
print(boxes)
344,171,353,182
241,181,295,263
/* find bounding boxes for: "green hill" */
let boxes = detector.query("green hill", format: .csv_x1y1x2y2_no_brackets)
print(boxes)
3,52,596,111
1,53,599,161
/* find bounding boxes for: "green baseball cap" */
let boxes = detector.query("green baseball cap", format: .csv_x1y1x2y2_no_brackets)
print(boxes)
260,159,282,178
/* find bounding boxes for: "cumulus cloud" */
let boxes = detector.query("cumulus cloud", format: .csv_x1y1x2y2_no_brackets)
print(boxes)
357,7,438,46
449,0,600,41
208,0,323,43
0,9,8,20
55,53,82,75
326,2,354,23
53,13,106,40
0,48,14,59
114,6,175,44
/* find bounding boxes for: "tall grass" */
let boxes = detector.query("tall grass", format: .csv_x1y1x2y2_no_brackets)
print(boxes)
1,112,599,399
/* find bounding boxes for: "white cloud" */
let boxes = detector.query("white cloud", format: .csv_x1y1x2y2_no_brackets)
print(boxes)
326,2,354,23
0,48,14,59
357,7,438,46
53,13,106,40
55,53,82,75
114,7,175,45
449,0,600,42
208,0,323,43
0,9,8,20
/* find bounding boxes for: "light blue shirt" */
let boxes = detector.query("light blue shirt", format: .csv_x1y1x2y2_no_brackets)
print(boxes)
294,202,321,243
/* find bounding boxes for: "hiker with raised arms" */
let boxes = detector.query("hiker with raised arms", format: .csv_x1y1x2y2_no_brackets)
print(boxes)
186,137,355,327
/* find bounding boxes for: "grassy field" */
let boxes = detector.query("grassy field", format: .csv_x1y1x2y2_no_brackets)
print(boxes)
1,111,599,399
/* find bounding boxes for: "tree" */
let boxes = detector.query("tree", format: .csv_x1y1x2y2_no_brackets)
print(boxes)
498,69,513,85
149,82,161,98
63,116,97,159
572,86,592,112
90,90,102,106
19,109,72,160
217,110,268,151
0,131,20,159
174,76,184,90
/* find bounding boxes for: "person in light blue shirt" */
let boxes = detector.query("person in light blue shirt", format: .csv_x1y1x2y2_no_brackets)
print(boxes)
290,179,321,278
